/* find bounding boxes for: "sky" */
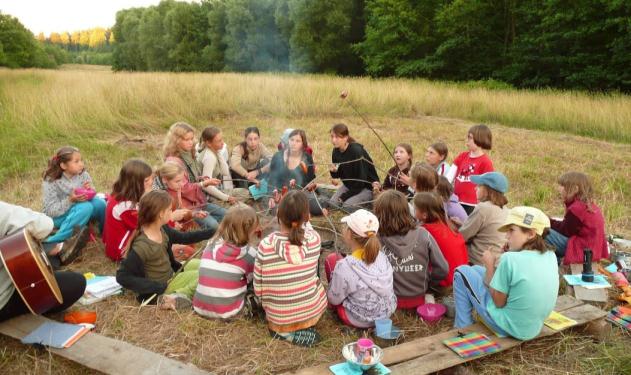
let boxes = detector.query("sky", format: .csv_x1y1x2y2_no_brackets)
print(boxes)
0,0,166,35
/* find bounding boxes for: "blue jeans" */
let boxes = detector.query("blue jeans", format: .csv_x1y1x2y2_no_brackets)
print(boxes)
194,203,226,233
453,265,508,336
44,198,106,243
545,229,569,261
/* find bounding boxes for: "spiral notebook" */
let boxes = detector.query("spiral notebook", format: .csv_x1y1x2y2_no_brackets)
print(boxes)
21,321,89,349
443,332,501,359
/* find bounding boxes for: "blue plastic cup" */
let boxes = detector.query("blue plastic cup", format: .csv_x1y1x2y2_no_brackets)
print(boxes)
375,318,392,337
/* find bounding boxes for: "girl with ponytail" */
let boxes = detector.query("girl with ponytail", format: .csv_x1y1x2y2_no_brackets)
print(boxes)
325,209,396,328
253,191,327,347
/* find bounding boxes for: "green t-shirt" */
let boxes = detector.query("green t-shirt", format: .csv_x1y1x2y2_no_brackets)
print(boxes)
487,250,559,340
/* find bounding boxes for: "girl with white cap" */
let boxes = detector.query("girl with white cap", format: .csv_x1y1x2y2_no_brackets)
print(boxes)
325,209,397,328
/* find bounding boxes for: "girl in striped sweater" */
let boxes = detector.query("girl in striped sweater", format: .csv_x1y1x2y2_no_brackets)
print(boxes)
254,191,327,347
193,205,259,319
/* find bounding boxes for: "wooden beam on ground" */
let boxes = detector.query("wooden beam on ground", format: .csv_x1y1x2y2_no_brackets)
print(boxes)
568,263,608,303
0,314,211,375
288,296,602,375
388,301,606,374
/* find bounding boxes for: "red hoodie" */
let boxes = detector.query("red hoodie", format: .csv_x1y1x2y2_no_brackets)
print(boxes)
102,196,138,261
422,222,468,286
551,198,608,265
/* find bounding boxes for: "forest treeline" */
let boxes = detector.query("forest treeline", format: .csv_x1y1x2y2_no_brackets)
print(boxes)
112,0,631,91
2,1,630,92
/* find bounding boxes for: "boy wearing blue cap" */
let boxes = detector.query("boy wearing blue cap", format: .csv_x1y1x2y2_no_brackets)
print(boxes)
456,172,509,265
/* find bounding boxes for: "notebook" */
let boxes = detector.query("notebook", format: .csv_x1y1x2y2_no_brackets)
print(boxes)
544,311,577,330
443,332,501,358
21,322,89,349
606,306,631,331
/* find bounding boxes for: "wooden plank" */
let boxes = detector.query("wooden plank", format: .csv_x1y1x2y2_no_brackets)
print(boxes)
389,303,606,374
288,296,590,375
569,263,608,303
0,314,211,375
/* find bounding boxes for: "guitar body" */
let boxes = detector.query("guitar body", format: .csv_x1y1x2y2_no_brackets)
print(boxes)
0,229,63,314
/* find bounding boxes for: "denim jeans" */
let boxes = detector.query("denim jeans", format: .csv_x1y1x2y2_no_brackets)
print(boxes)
453,265,508,336
44,198,106,243
545,229,569,261
194,203,226,233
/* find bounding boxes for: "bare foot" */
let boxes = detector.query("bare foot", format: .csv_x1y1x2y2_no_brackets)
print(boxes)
159,295,177,310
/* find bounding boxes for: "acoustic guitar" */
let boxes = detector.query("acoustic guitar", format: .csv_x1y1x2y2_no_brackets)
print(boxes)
0,229,63,314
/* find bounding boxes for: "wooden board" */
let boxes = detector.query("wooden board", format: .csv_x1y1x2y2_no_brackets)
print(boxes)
568,263,608,303
288,296,602,375
0,314,211,375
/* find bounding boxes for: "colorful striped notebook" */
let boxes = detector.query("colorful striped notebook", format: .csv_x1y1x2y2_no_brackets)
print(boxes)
607,306,631,331
443,332,501,358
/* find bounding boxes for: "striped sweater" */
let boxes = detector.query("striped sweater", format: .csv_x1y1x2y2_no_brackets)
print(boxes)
193,240,256,319
253,229,327,332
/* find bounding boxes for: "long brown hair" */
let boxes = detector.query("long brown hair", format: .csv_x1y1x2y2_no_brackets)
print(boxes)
215,205,259,247
198,126,221,152
137,190,172,229
43,146,80,181
347,227,381,265
478,185,508,208
288,129,308,151
331,123,356,143
436,176,453,202
240,126,260,160
413,192,455,231
111,159,153,205
163,122,195,159
410,162,439,192
519,228,551,253
374,190,416,237
277,190,310,246
558,172,595,211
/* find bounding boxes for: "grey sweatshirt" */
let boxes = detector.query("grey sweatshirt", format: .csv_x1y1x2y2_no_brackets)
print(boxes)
380,227,449,298
0,201,54,310
42,171,93,218
327,251,397,328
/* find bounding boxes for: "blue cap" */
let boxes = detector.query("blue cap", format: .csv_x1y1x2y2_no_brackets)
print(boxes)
470,172,509,193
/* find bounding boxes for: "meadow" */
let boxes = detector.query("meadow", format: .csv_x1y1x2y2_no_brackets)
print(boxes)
0,66,630,374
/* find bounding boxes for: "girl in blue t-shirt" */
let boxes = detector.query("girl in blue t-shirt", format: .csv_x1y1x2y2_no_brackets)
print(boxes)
452,206,559,340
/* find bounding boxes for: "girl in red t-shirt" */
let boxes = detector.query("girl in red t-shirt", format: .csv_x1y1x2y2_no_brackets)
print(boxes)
414,192,468,287
447,124,494,215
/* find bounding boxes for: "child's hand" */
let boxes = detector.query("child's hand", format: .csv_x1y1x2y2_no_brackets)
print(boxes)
268,198,276,209
201,177,221,187
450,216,463,227
227,196,237,205
331,178,340,186
246,171,258,182
194,210,208,219
70,189,87,202
329,164,338,173
82,181,92,189
289,179,296,188
399,174,410,186
172,209,187,222
372,181,381,191
305,182,317,192
174,222,183,230
482,250,496,269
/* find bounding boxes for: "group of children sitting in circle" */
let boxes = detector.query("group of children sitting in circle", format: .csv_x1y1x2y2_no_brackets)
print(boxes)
0,121,610,349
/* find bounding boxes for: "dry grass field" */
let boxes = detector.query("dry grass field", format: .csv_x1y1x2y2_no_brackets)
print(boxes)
1,67,630,374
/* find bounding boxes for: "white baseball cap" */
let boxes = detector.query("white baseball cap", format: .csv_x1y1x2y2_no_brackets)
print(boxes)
341,209,379,237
